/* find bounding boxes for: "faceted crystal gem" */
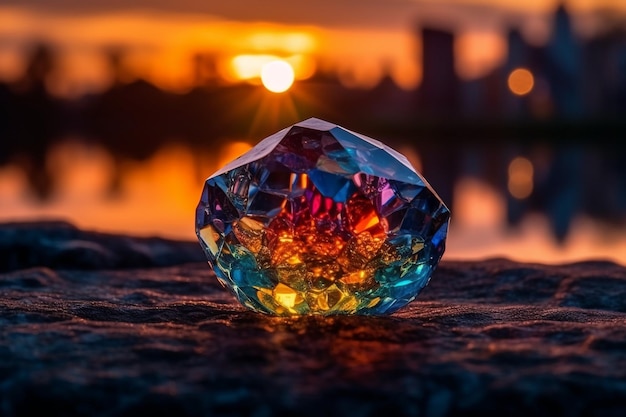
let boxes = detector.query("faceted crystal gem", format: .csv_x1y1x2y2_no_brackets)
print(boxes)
196,118,450,315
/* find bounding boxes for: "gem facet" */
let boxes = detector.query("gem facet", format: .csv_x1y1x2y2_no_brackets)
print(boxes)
195,118,450,315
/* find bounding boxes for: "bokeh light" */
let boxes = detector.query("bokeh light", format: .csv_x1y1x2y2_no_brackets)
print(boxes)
508,68,535,96
508,157,534,199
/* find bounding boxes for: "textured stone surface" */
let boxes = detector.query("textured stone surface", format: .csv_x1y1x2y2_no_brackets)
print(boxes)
1,222,626,416
0,221,204,272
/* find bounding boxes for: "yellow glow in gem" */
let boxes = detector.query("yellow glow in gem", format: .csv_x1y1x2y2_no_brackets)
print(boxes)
337,295,358,312
342,270,368,284
411,241,424,254
310,266,323,277
316,293,330,310
286,255,303,265
199,225,220,256
234,216,265,253
239,216,265,231
367,297,381,308
273,283,298,308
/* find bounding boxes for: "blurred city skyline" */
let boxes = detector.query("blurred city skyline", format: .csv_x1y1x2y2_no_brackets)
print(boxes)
1,1,626,97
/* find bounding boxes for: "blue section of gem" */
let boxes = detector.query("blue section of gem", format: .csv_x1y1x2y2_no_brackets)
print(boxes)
308,170,356,202
330,127,422,184
431,222,449,248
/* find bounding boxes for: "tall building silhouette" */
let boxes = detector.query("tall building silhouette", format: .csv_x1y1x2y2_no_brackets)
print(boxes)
419,28,459,118
545,4,583,118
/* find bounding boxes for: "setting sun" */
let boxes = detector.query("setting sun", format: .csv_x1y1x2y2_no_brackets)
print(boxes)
261,59,295,93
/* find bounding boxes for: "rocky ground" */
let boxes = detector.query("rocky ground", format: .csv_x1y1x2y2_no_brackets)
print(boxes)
1,221,625,416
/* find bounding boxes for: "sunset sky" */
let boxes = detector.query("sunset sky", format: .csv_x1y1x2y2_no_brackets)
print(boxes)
0,0,625,95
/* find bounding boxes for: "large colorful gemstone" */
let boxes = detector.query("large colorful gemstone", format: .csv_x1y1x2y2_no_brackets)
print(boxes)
195,118,450,315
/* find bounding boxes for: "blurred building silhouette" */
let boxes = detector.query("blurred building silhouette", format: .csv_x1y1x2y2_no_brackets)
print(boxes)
419,28,460,119
547,5,584,118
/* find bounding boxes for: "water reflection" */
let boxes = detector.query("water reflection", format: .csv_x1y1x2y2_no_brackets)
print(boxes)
0,140,625,265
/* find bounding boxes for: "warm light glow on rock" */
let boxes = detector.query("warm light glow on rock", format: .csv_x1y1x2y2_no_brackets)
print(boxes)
508,68,534,96
260,59,295,93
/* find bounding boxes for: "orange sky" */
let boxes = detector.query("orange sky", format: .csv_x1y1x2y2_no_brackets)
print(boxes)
0,1,624,95
0,7,422,94
3,0,626,27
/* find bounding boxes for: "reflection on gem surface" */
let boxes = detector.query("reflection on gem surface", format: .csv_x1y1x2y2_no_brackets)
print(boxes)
196,118,450,315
